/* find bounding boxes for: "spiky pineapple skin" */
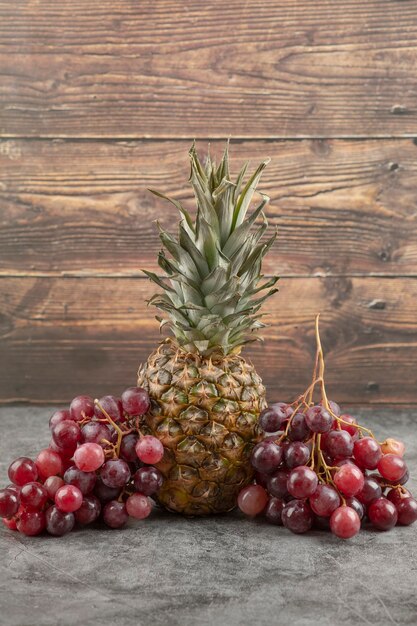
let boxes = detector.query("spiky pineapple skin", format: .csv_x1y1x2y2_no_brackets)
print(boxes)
138,340,265,515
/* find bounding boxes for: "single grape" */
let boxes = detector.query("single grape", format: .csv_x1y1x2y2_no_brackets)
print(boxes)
396,498,417,526
309,484,340,517
74,495,101,525
267,470,290,499
251,440,283,473
281,500,313,533
64,466,96,495
94,478,121,503
284,441,311,469
324,430,353,459
8,457,38,486
237,484,268,516
2,517,18,531
314,515,331,531
356,476,382,506
397,468,410,485
0,489,19,518
120,433,139,463
70,395,95,421
345,497,365,520
20,482,48,510
259,405,289,433
368,497,398,531
386,487,411,507
35,449,63,479
49,409,72,430
121,387,150,417
126,493,152,520
133,466,163,496
103,500,129,528
353,437,382,470
44,476,65,500
339,414,359,438
16,509,46,536
334,464,365,497
381,438,405,457
52,420,81,454
319,399,341,417
305,406,334,433
48,438,73,460
5,484,20,498
55,485,83,513
45,506,75,536
330,506,361,539
94,395,124,422
265,497,285,525
100,459,131,488
287,466,318,499
287,413,310,441
377,454,407,483
81,421,114,447
73,443,105,472
135,436,164,465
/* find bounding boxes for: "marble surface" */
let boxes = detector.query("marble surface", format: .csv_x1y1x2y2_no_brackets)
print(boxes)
0,406,416,626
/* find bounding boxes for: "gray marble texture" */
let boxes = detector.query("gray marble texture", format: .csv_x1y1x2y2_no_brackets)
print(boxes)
0,406,416,626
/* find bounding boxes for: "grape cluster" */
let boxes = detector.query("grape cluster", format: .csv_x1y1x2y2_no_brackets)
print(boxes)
238,319,417,539
0,388,165,536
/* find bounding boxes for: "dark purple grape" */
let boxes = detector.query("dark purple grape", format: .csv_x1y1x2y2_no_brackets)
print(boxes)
251,440,283,473
309,484,340,517
267,470,290,499
49,409,72,430
100,459,131,488
52,421,81,454
121,387,150,417
94,395,124,422
64,466,96,495
320,399,341,416
396,498,417,526
345,497,365,520
81,421,114,447
265,497,285,525
74,496,101,525
133,466,163,496
324,430,353,459
259,404,290,433
284,441,311,469
282,500,313,533
103,500,128,528
287,413,310,442
94,478,121,503
356,477,382,506
45,505,75,536
305,406,334,433
120,433,139,463
70,395,95,421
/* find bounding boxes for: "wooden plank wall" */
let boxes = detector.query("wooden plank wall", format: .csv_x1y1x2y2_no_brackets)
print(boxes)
1,1,417,405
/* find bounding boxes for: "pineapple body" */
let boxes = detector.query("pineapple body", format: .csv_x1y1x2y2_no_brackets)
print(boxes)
138,340,265,515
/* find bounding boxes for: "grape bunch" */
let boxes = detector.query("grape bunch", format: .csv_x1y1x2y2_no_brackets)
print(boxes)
0,387,165,536
238,317,417,539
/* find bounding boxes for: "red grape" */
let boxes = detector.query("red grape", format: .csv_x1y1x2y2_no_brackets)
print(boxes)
49,409,72,430
339,414,359,438
70,395,95,422
396,498,417,526
0,489,19,518
345,497,365,520
287,413,310,442
100,459,131,488
356,476,382,506
94,395,124,422
74,495,101,525
52,420,81,454
309,484,340,517
353,437,382,470
2,517,17,531
284,442,310,469
334,464,364,497
103,500,128,528
265,497,285,525
251,440,283,473
35,449,63,479
381,438,405,457
386,487,411,507
45,506,75,536
81,421,114,447
64,465,97,495
16,509,46,536
377,454,407,483
120,433,139,463
94,478,121,503
330,506,360,539
282,500,313,533
259,405,289,433
237,485,268,516
368,497,398,531
121,387,150,417
135,436,164,465
305,406,334,433
126,493,152,519
287,466,318,499
324,430,353,459
20,482,48,510
55,485,83,513
133,466,163,496
8,457,38,486
44,476,65,500
321,400,341,417
267,470,290,499
73,443,105,472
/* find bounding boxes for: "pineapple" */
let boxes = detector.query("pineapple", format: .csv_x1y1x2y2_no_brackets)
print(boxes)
138,143,279,515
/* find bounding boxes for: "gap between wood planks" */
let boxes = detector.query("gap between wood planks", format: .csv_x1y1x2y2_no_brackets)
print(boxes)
1,136,417,142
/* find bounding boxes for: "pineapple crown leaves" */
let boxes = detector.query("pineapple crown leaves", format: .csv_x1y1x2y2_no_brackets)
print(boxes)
145,142,279,357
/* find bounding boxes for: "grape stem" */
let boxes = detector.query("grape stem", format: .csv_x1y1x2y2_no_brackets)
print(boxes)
93,400,134,458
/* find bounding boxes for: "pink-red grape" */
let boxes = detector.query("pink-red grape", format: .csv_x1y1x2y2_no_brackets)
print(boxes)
52,420,81,454
368,497,398,531
330,506,360,539
353,437,382,470
55,485,83,513
73,443,105,472
135,436,164,465
44,476,65,499
377,454,407,483
126,493,152,519
49,409,72,430
35,449,63,479
94,395,124,422
381,438,405,457
309,484,340,517
121,387,150,417
0,489,19,518
20,482,48,510
334,464,364,497
237,484,268,516
8,457,38,486
16,508,46,536
287,466,318,499
70,395,95,421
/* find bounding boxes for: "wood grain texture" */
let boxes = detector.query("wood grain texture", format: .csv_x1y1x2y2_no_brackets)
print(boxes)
1,138,417,277
1,0,417,138
1,275,416,404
